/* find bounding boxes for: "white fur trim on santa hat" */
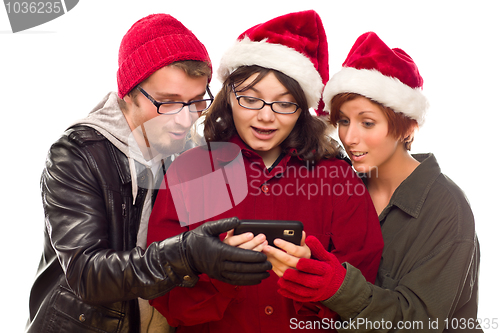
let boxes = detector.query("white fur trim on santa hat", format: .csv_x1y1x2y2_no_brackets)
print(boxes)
323,67,429,125
217,37,323,110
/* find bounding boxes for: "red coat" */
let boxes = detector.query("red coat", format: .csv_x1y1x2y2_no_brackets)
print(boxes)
147,136,383,332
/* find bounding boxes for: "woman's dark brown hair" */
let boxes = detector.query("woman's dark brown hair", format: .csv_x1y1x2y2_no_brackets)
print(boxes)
203,65,339,163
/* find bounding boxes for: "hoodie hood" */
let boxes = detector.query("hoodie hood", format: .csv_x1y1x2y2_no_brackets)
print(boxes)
71,92,165,205
70,92,152,166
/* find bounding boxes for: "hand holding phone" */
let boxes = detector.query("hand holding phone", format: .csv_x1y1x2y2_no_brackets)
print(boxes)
224,229,268,252
234,220,303,248
261,228,310,277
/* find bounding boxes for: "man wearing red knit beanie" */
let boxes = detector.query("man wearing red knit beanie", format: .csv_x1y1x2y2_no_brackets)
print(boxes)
26,14,271,333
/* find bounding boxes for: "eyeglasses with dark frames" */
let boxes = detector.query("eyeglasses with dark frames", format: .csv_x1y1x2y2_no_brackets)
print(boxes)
137,86,214,115
231,85,300,114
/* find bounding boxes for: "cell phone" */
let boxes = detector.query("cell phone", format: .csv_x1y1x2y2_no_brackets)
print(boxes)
234,219,303,247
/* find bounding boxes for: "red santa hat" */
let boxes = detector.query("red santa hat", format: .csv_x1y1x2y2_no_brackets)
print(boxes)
323,32,428,125
217,10,329,116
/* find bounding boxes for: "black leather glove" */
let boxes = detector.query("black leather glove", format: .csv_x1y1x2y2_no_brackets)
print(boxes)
182,217,271,285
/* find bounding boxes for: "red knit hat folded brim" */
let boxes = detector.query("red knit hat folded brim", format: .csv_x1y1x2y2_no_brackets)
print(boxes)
117,14,211,99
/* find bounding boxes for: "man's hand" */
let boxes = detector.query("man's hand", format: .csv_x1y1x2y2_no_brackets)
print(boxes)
182,217,272,285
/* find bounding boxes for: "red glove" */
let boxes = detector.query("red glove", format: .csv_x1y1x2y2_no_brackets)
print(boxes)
277,236,346,302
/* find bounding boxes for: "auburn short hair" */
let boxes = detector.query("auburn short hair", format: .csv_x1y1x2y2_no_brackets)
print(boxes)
329,93,418,150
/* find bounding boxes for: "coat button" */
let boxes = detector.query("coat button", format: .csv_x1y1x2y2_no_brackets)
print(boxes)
261,184,269,193
79,314,86,322
264,305,273,315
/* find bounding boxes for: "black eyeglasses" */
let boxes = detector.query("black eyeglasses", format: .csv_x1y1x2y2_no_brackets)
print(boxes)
137,86,214,115
231,85,300,114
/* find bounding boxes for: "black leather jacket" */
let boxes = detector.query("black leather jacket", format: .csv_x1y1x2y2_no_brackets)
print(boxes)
26,126,198,332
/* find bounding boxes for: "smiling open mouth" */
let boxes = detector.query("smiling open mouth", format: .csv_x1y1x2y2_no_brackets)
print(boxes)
252,127,276,135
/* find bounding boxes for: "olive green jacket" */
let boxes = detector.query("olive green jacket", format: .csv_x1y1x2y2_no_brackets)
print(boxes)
323,154,482,332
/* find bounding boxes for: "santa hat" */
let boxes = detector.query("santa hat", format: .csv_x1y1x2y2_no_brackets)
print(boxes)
217,10,329,116
323,32,428,125
117,14,211,99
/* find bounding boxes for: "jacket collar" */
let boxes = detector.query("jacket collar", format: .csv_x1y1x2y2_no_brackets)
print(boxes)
233,135,293,171
212,136,292,162
207,136,295,179
379,153,441,220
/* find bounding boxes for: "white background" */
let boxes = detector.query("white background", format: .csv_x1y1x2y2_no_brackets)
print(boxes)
1,1,499,331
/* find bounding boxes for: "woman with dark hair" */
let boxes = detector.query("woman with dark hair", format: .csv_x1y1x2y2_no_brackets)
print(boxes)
204,65,336,165
146,11,383,333
278,31,482,332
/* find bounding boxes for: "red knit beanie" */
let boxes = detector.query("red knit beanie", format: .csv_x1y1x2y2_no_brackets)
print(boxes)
117,14,212,99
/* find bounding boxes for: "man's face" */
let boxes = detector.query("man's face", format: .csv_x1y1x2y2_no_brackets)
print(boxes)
123,65,208,159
